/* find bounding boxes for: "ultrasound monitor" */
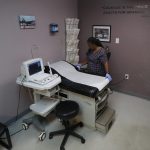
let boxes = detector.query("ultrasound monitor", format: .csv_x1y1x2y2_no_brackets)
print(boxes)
21,58,44,81
28,61,42,76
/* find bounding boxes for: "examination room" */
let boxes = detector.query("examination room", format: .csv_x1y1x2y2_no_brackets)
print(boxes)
0,0,150,150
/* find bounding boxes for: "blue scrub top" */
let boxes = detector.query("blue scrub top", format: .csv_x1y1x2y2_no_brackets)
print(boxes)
87,48,107,76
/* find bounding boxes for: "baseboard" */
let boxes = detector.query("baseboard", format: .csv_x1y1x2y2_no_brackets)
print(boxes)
5,109,31,126
114,89,150,101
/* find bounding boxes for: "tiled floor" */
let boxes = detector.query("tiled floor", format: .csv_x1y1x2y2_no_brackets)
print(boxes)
1,92,150,150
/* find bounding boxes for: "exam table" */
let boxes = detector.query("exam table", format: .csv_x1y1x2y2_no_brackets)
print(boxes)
50,61,115,133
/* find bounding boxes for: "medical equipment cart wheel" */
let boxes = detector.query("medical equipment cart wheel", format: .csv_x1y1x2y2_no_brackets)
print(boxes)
39,132,46,141
22,123,29,130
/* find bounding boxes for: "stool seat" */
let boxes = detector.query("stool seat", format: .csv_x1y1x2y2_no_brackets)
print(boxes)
56,101,79,120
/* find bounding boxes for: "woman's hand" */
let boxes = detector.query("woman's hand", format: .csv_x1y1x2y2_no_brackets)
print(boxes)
74,64,82,70
105,73,112,81
75,59,88,70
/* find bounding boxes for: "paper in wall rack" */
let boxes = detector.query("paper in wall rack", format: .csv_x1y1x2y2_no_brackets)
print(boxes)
65,18,80,65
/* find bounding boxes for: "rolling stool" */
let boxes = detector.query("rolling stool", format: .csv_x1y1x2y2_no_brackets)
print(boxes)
0,123,12,150
49,101,85,150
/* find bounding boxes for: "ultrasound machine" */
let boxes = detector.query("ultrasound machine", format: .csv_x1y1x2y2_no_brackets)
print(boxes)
16,58,61,141
20,58,58,85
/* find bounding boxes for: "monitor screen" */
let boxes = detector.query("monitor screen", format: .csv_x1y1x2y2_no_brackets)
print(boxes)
28,61,42,76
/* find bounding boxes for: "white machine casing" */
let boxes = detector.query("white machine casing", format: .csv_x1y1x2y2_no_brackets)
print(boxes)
16,58,62,141
21,58,44,82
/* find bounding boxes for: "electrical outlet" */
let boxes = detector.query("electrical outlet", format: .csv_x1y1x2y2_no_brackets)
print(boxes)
116,38,120,44
125,74,129,80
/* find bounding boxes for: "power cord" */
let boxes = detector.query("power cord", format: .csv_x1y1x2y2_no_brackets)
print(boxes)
110,78,126,87
15,86,22,121
16,76,26,121
31,49,34,59
0,76,26,140
107,78,126,95
0,129,24,140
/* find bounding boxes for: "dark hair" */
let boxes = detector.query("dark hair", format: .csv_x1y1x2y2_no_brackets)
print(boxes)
87,37,104,48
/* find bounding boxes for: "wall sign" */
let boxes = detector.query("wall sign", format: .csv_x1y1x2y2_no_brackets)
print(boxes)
101,5,149,16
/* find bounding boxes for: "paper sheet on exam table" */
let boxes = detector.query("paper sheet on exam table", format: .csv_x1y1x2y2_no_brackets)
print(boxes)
51,61,109,91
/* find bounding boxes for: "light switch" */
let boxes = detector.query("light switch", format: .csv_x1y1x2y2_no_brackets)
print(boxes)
116,38,120,44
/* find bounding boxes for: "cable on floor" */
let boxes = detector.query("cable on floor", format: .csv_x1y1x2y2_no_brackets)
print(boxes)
16,76,25,121
0,129,24,140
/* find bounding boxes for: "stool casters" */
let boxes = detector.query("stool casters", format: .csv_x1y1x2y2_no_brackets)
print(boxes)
81,138,85,144
39,132,46,141
49,133,53,139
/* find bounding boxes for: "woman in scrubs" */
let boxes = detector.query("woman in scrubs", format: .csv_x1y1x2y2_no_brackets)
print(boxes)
79,37,112,81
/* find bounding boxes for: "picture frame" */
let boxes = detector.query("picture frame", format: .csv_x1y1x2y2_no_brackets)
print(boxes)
19,16,36,29
92,25,111,42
